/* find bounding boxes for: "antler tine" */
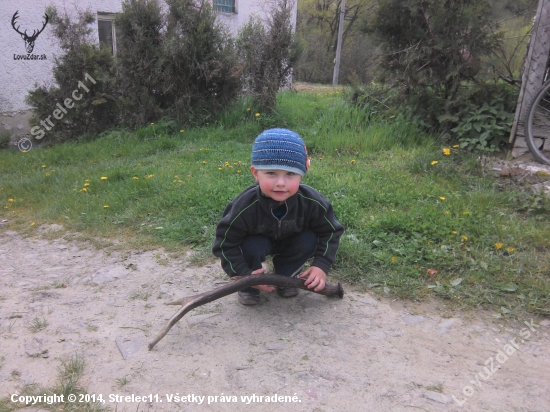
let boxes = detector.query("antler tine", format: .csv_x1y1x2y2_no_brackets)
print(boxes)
11,10,26,36
29,13,49,39
38,13,49,35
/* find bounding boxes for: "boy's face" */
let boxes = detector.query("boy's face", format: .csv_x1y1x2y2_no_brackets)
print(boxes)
250,167,302,203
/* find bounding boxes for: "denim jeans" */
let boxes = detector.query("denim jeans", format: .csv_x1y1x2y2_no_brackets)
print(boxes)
239,229,318,293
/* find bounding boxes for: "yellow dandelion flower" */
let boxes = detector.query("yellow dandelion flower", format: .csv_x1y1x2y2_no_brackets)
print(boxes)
439,196,446,201
351,160,356,164
133,176,139,180
506,247,515,253
31,222,35,226
202,161,207,165
442,148,451,156
45,172,50,176
461,235,468,241
41,165,47,168
444,211,450,215
138,163,142,166
495,243,504,250
431,160,439,166
452,145,459,149
101,176,107,180
150,122,154,125
247,108,251,111
463,211,470,215
391,256,397,262
218,167,223,171
81,188,87,192
178,180,183,183
451,231,457,235
103,205,109,208
51,169,55,172
255,113,260,117
84,183,90,187
237,170,241,173
180,129,184,133
8,198,14,203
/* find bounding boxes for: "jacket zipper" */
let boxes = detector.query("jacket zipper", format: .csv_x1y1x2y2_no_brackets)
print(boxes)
271,201,288,239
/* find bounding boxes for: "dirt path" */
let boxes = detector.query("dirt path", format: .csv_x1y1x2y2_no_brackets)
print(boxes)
1,228,549,411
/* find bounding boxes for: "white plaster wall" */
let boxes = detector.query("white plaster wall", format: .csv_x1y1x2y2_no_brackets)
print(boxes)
216,1,298,36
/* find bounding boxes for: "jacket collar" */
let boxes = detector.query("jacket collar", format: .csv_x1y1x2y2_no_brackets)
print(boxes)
255,184,298,213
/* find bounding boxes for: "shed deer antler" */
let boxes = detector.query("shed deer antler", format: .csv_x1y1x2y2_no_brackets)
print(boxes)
12,11,49,53
148,273,344,350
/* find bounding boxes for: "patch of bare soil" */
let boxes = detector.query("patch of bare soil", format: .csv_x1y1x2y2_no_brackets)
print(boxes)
292,82,344,93
1,228,549,411
484,151,550,194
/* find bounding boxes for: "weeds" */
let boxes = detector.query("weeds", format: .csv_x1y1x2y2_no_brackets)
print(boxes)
0,355,109,412
115,376,129,388
28,317,48,333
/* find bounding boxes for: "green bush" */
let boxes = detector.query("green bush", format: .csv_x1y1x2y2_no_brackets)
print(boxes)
115,0,165,126
347,81,518,152
0,130,11,150
162,0,241,122
237,0,301,112
25,7,119,143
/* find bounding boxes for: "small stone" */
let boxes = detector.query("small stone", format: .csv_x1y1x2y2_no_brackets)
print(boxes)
159,285,172,295
57,245,68,250
422,391,452,404
438,318,461,335
115,337,144,360
402,315,427,325
92,267,129,285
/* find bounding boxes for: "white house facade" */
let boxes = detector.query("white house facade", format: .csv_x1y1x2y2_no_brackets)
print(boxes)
0,0,297,139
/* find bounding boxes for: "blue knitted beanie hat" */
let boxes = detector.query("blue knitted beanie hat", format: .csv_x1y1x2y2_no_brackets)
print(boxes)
251,128,309,176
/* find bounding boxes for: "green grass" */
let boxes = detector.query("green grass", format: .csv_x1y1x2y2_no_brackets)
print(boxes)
0,355,108,412
1,90,549,315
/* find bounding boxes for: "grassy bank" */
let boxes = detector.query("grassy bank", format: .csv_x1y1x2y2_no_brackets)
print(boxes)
1,90,549,315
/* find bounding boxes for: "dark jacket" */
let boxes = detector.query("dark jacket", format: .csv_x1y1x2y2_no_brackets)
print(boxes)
212,183,344,277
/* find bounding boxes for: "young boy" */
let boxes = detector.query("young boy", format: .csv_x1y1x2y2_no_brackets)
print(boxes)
212,128,344,305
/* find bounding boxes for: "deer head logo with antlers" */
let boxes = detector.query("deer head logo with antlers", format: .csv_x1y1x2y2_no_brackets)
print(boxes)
11,11,49,54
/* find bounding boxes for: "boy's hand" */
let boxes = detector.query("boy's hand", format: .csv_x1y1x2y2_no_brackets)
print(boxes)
299,266,327,291
250,268,275,292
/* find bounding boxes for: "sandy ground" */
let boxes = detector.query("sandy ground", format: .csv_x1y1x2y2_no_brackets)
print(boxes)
0,227,549,412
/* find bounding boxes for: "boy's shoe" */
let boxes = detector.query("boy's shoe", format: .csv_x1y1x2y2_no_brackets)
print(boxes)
238,289,260,306
277,286,299,298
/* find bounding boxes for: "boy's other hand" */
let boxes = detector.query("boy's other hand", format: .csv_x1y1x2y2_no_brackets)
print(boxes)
250,268,275,292
299,267,326,291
